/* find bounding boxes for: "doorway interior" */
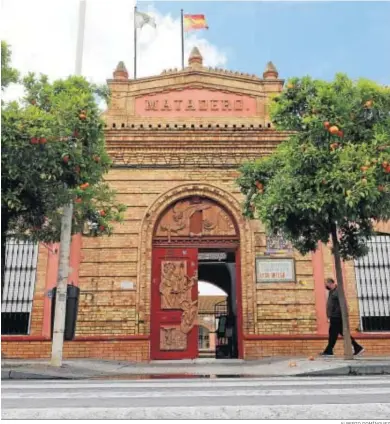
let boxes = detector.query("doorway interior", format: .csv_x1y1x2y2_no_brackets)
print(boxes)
198,248,238,359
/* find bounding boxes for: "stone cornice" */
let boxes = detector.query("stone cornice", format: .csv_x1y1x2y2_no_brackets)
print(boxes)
106,72,284,102
107,68,284,88
104,128,292,142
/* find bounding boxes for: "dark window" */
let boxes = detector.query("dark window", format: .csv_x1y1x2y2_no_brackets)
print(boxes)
1,239,39,335
354,235,390,331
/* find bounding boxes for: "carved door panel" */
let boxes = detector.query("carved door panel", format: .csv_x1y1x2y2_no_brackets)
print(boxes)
151,248,198,360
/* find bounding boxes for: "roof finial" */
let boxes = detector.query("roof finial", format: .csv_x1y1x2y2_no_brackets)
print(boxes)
263,61,278,79
188,46,203,68
113,61,129,80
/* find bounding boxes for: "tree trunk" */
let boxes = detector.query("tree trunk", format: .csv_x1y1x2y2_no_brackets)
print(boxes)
330,223,354,360
51,202,73,367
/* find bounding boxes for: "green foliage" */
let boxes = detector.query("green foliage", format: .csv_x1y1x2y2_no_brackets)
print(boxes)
2,70,125,242
238,74,390,260
1,41,19,89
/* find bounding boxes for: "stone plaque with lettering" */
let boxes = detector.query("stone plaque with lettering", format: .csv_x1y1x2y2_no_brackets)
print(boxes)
256,258,296,283
135,89,257,117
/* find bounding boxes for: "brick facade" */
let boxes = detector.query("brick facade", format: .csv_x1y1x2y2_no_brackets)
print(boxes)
2,48,389,360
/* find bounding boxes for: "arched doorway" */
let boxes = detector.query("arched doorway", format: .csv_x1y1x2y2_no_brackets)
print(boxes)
150,195,242,360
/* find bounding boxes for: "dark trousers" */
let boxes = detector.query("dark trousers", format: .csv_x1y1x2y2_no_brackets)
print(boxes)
324,317,363,354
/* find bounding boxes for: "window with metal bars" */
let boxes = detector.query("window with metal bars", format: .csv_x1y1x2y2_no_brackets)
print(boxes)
1,238,39,335
354,235,390,332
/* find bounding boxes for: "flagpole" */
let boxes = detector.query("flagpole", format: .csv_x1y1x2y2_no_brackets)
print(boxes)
134,5,137,79
181,9,184,69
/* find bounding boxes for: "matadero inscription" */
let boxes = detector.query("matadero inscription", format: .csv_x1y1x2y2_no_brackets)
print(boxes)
135,90,257,117
144,98,245,112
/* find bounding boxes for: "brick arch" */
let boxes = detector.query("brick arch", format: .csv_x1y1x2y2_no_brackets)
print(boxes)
135,183,256,339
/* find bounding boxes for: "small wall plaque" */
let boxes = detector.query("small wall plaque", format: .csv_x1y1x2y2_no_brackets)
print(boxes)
121,281,135,290
256,258,296,283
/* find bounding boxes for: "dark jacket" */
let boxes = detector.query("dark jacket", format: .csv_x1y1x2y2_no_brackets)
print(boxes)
327,288,341,319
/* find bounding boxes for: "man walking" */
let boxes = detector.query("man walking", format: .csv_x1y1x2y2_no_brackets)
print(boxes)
321,278,365,356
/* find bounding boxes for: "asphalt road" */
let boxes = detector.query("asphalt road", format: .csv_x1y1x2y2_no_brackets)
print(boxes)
2,376,390,419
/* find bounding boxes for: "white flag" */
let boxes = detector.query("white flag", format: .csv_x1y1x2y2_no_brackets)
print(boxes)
135,10,156,29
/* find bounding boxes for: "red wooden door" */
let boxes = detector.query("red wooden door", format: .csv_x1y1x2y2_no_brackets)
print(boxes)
151,248,198,360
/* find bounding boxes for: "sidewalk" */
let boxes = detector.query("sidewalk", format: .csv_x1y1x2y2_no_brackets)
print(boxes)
2,356,390,380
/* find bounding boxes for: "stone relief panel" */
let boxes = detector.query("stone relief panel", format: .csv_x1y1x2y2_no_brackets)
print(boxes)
155,198,237,241
158,259,198,345
160,325,187,351
160,260,195,309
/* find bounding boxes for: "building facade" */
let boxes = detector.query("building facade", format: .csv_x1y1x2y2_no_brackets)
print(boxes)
2,48,390,361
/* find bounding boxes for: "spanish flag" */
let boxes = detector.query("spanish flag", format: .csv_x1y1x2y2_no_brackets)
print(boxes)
184,14,208,31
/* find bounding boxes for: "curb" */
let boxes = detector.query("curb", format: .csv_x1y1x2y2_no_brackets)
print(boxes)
2,366,390,380
1,369,94,380
2,370,72,380
298,364,390,377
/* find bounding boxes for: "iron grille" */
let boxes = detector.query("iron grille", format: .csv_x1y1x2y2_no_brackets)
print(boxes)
1,238,39,335
354,235,390,332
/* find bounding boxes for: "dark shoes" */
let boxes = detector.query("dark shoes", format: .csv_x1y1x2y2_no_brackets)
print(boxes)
354,346,365,356
320,347,365,357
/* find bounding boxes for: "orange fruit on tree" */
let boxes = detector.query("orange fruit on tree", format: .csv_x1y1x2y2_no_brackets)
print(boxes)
75,198,82,203
63,155,70,163
337,130,344,138
364,100,373,108
360,166,369,172
255,181,264,190
80,183,89,190
329,125,339,135
323,121,330,129
330,143,339,151
99,210,106,217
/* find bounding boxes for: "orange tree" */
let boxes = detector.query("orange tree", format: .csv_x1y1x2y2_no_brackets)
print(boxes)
2,67,126,284
238,74,390,358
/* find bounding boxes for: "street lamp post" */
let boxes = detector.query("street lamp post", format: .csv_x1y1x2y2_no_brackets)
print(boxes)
50,0,87,367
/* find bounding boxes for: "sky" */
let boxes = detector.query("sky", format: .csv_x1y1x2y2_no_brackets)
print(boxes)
2,0,389,295
2,0,390,103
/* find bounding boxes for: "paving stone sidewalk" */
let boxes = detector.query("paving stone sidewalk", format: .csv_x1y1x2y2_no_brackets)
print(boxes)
2,356,390,380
